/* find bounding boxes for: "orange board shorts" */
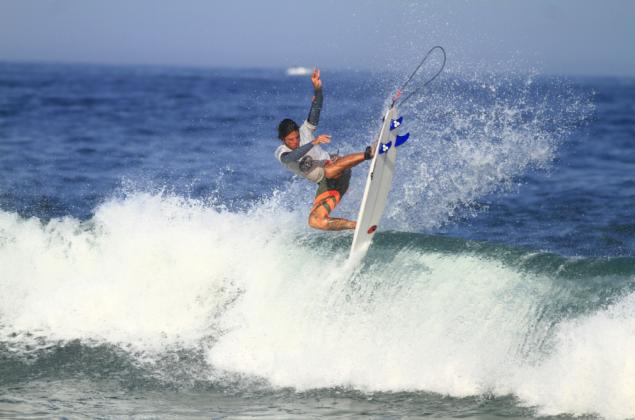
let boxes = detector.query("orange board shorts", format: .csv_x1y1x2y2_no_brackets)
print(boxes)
310,168,351,215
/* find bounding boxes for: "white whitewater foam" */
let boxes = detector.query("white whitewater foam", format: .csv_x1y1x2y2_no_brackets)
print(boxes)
513,293,635,419
0,191,302,355
1,191,633,418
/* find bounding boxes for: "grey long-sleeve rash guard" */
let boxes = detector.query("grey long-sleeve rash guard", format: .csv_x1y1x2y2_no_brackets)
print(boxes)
279,88,323,164
307,88,323,126
279,142,315,164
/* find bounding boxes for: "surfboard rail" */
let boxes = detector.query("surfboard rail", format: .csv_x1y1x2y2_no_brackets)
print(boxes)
349,108,406,258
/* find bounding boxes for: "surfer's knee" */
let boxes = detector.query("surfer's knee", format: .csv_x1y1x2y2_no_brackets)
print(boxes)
308,211,327,230
326,153,366,178
323,165,341,179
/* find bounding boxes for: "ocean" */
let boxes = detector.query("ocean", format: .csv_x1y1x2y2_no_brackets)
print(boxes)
0,61,634,419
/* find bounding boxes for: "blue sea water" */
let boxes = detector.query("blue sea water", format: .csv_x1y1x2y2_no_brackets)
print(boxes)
0,61,634,419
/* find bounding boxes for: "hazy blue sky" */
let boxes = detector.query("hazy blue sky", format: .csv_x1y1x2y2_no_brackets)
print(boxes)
1,0,634,77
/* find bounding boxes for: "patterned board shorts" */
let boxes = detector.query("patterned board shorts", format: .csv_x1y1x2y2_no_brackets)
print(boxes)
311,168,352,215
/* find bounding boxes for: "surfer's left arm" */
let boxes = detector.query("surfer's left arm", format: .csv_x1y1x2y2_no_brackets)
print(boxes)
307,68,323,126
279,135,331,164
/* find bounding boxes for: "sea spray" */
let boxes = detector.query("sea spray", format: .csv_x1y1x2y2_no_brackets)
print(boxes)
316,70,594,234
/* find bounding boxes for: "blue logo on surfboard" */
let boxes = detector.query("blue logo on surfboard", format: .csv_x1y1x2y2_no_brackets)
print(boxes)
390,117,403,130
378,141,392,154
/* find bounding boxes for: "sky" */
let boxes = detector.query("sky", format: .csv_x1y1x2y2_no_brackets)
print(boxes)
1,0,634,77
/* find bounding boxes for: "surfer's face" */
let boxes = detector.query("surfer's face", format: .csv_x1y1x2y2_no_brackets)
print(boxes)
282,131,300,150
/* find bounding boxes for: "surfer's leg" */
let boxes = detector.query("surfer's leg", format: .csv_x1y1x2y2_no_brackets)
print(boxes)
323,148,373,179
309,172,355,230
308,204,356,231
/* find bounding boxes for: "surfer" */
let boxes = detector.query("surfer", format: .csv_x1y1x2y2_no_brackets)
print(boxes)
275,68,374,231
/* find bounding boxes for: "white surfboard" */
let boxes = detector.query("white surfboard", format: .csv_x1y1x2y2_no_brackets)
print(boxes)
349,107,409,257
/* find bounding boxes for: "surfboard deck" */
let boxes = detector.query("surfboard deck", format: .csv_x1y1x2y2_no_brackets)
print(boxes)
349,108,408,258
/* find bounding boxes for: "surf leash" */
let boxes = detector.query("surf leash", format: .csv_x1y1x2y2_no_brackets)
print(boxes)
391,46,446,109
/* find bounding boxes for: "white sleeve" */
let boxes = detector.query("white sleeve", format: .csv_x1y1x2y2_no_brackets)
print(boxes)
274,144,291,163
299,120,316,146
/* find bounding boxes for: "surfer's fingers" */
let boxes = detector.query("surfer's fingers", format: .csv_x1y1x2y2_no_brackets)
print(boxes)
311,68,321,88
312,135,330,146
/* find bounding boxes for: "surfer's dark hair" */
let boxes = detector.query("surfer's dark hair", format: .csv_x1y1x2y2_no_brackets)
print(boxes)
278,119,299,140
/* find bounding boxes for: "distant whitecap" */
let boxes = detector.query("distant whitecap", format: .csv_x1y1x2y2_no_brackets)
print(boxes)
285,66,312,76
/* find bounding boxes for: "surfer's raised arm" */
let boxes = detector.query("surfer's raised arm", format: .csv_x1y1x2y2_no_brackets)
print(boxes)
278,68,327,165
307,68,323,127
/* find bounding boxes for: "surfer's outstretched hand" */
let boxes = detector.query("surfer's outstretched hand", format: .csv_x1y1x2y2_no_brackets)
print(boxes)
311,68,321,89
312,134,330,146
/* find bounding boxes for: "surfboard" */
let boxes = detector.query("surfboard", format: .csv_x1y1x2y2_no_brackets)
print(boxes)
349,108,409,257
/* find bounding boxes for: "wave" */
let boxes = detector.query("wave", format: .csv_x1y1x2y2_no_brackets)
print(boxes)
1,191,634,418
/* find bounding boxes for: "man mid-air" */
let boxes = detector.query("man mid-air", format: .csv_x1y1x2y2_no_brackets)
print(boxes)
275,68,374,231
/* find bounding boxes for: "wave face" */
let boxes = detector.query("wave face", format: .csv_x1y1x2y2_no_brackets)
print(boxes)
2,192,635,419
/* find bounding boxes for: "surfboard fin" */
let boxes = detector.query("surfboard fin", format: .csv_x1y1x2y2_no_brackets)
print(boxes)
395,132,410,147
390,117,403,131
378,141,392,154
